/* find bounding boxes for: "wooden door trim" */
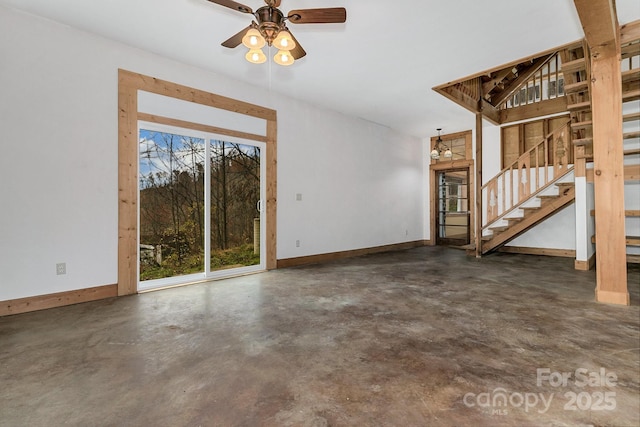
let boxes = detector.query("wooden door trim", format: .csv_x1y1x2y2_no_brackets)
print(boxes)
118,69,277,296
430,161,475,246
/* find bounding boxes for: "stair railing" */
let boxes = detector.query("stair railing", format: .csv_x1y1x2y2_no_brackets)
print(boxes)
481,121,573,230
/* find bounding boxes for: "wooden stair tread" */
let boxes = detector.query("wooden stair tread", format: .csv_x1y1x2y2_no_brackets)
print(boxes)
562,58,586,73
624,148,640,156
622,68,640,83
571,120,592,130
624,111,640,122
567,101,591,111
555,182,574,188
565,80,589,94
538,194,560,199
573,138,593,146
624,130,640,139
621,42,640,59
489,225,508,232
623,89,640,102
627,254,640,264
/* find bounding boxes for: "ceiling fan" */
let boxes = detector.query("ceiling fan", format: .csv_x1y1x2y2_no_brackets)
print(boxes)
207,0,347,65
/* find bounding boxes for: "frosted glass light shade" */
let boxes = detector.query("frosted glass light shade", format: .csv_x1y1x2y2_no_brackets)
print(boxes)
242,28,266,49
274,49,295,66
430,149,440,160
273,30,295,51
245,48,267,64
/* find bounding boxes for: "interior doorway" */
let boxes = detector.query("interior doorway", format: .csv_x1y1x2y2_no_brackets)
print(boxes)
436,168,470,246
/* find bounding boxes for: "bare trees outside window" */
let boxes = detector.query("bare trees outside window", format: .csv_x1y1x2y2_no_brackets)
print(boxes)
139,129,261,282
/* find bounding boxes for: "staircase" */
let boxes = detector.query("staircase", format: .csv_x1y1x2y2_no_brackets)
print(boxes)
478,29,640,259
479,123,574,255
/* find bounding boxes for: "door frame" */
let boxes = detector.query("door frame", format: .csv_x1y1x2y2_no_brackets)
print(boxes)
118,69,277,296
136,122,267,291
430,160,475,246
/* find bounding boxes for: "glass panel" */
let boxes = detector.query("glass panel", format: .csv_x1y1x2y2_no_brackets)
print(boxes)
139,129,205,281
449,137,467,160
210,140,261,271
437,170,470,246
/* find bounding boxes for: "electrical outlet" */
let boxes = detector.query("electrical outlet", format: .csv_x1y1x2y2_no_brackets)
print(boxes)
296,240,300,248
56,263,66,275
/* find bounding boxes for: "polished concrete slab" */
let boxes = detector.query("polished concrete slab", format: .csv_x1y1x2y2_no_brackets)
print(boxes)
1,246,639,427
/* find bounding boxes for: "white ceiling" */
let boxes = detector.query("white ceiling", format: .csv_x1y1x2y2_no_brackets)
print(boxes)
2,0,639,138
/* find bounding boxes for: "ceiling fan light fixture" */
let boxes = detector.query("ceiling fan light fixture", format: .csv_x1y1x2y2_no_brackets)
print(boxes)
242,28,266,49
245,48,267,64
273,30,295,51
274,49,295,66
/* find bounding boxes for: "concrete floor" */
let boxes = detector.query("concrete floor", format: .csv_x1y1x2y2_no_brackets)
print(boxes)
1,246,639,427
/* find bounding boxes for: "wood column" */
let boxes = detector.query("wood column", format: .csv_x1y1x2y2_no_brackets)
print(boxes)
574,0,628,304
475,109,483,258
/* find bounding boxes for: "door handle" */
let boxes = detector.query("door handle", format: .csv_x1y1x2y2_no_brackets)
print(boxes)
256,200,262,213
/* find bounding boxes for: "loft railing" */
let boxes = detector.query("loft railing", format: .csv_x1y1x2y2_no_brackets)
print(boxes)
501,53,565,110
481,122,573,229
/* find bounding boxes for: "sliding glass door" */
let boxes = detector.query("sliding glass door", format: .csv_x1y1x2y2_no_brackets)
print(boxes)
138,123,264,290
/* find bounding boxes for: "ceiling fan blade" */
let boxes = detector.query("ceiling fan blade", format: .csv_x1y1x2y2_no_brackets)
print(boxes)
206,0,253,14
287,8,347,24
288,31,306,59
221,25,252,48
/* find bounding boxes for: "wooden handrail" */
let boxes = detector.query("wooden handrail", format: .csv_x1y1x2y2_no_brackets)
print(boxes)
481,121,573,229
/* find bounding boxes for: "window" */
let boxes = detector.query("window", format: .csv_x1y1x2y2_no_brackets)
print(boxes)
430,130,473,165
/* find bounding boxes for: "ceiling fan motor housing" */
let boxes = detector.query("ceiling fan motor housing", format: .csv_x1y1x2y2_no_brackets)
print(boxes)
255,6,285,45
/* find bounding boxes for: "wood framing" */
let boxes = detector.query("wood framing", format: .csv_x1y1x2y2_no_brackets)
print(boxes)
118,69,278,296
0,285,117,317
475,112,483,258
429,129,475,248
573,0,629,305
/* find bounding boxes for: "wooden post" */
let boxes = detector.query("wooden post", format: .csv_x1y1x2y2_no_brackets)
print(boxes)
475,108,483,258
574,0,628,304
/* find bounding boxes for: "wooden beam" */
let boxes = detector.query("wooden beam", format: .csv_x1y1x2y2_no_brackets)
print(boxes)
118,74,138,296
482,67,515,95
137,113,268,143
499,97,567,124
266,118,278,270
475,110,483,258
586,164,640,181
574,0,628,305
574,0,619,57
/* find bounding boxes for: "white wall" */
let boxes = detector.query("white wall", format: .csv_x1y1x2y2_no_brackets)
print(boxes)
0,6,423,301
